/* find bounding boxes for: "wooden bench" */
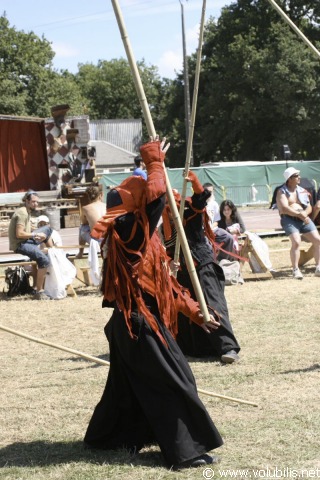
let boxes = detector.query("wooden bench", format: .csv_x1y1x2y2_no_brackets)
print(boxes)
299,245,314,266
0,255,76,297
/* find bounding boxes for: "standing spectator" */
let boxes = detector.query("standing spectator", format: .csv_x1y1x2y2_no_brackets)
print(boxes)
132,155,147,180
84,137,223,470
218,200,246,253
81,183,106,285
8,190,53,299
276,167,320,279
76,183,105,259
203,183,235,261
81,184,105,231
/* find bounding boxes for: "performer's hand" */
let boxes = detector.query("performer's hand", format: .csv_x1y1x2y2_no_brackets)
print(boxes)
183,170,203,194
169,259,180,275
198,313,220,333
149,135,170,154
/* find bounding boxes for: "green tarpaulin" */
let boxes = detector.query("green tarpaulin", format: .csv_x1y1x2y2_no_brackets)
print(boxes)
99,160,320,206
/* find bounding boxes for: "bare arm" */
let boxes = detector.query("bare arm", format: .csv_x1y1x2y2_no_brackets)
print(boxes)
276,190,311,220
16,223,46,241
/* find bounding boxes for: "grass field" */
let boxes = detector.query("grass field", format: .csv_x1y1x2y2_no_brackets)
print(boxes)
0,236,319,480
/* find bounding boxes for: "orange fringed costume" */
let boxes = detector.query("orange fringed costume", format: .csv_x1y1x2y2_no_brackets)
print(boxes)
91,147,203,345
84,140,223,467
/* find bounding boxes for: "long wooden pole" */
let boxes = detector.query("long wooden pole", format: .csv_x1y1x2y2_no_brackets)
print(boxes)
0,324,258,407
173,0,207,268
180,0,193,161
267,0,320,60
110,0,210,323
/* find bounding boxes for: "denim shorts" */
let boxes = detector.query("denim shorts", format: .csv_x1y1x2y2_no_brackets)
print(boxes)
79,224,92,244
280,215,317,236
15,225,52,268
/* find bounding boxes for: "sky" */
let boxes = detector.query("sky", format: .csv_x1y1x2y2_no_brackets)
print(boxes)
1,0,230,79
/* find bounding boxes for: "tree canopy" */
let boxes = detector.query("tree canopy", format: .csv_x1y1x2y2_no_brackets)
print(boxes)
1,2,320,165
75,58,163,123
198,2,320,162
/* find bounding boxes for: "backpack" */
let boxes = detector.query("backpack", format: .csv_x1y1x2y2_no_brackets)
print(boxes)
5,266,33,297
219,259,244,285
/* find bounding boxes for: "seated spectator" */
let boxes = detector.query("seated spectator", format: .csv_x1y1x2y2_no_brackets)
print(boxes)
203,183,235,261
276,167,320,279
218,200,246,252
37,215,63,248
8,190,53,300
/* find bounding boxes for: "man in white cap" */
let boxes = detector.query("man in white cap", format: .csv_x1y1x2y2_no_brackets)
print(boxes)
276,167,320,279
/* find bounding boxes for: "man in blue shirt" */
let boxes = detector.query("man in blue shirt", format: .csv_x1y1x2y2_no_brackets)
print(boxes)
132,156,147,180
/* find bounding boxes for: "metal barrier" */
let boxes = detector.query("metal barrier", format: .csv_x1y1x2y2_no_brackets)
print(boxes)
221,184,270,206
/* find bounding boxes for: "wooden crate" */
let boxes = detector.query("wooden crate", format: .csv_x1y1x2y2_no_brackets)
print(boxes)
64,214,80,228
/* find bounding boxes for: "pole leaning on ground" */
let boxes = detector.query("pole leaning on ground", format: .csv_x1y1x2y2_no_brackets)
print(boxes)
173,0,207,268
0,324,258,407
110,0,210,323
267,0,320,61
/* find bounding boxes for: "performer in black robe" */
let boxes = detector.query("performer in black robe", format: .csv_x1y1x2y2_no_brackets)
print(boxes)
84,137,223,470
162,171,241,363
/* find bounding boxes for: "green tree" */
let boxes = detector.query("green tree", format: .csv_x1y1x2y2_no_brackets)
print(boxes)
156,74,189,167
26,69,85,118
75,58,163,123
0,14,53,115
0,14,85,118
160,0,320,163
196,0,320,161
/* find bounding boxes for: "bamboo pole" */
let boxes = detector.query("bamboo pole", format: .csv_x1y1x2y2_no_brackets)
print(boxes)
0,324,258,407
267,0,320,61
110,0,210,323
173,0,207,268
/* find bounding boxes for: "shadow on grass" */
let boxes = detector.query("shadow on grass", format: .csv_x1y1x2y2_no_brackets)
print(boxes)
0,440,165,469
280,363,320,374
65,353,110,367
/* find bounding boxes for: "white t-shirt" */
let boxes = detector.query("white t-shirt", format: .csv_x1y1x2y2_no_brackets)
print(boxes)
206,197,221,225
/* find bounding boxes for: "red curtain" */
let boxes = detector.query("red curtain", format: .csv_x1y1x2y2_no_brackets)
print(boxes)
0,119,50,193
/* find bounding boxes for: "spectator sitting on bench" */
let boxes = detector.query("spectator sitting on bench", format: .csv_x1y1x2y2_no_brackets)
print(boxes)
276,167,320,280
203,183,235,261
218,199,246,254
8,190,54,300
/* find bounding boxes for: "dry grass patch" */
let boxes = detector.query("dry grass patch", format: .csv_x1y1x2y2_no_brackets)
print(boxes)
0,236,319,479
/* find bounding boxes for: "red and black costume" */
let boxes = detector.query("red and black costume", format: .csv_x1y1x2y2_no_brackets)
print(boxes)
84,141,223,468
162,171,240,358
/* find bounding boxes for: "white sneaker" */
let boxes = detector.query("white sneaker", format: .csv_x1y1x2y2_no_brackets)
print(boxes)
315,266,320,277
293,268,303,280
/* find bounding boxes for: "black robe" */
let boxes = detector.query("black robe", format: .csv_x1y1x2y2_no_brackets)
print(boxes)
175,190,241,358
84,194,223,467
